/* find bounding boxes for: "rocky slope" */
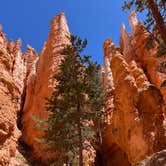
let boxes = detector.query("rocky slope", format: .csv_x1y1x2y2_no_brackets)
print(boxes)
0,12,165,166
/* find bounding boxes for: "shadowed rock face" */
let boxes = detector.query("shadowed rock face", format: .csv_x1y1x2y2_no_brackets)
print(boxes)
102,12,166,166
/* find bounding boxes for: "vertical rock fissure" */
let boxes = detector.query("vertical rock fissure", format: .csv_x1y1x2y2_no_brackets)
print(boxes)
17,85,26,130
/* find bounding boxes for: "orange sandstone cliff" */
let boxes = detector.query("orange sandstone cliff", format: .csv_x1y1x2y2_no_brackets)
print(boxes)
0,12,165,166
22,13,70,162
0,26,25,165
102,12,166,166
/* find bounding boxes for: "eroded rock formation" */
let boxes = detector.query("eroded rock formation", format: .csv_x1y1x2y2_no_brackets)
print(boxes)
22,12,70,163
0,12,73,165
0,26,25,166
102,12,166,166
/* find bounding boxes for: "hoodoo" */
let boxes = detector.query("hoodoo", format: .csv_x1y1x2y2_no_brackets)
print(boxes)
22,12,70,162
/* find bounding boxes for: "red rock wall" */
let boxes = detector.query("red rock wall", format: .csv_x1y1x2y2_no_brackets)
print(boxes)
0,27,26,165
102,12,166,165
129,12,166,106
22,12,70,162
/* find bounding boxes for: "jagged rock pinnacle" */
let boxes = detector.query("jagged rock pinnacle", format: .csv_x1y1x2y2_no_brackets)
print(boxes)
50,12,70,41
0,24,2,32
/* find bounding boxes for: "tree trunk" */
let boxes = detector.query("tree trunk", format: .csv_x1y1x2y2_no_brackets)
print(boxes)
77,97,84,166
78,119,84,166
147,0,166,46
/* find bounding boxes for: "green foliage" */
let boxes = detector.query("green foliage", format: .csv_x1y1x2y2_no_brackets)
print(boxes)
144,33,166,56
123,0,166,31
112,127,118,134
16,152,27,162
158,61,166,73
122,0,166,56
156,36,166,56
42,35,105,165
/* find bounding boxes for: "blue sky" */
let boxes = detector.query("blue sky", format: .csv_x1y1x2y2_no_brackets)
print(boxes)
0,0,145,64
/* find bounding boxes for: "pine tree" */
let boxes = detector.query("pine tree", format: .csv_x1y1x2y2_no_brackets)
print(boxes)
43,35,105,166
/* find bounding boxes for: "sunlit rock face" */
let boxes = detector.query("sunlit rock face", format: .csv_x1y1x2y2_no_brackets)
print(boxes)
0,26,25,165
21,12,70,162
129,12,166,105
102,12,166,166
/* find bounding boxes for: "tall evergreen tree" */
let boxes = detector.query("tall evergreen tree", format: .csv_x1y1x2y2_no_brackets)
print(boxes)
43,35,105,166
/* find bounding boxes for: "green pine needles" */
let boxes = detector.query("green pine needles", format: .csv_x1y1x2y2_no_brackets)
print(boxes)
123,0,166,56
43,35,105,166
